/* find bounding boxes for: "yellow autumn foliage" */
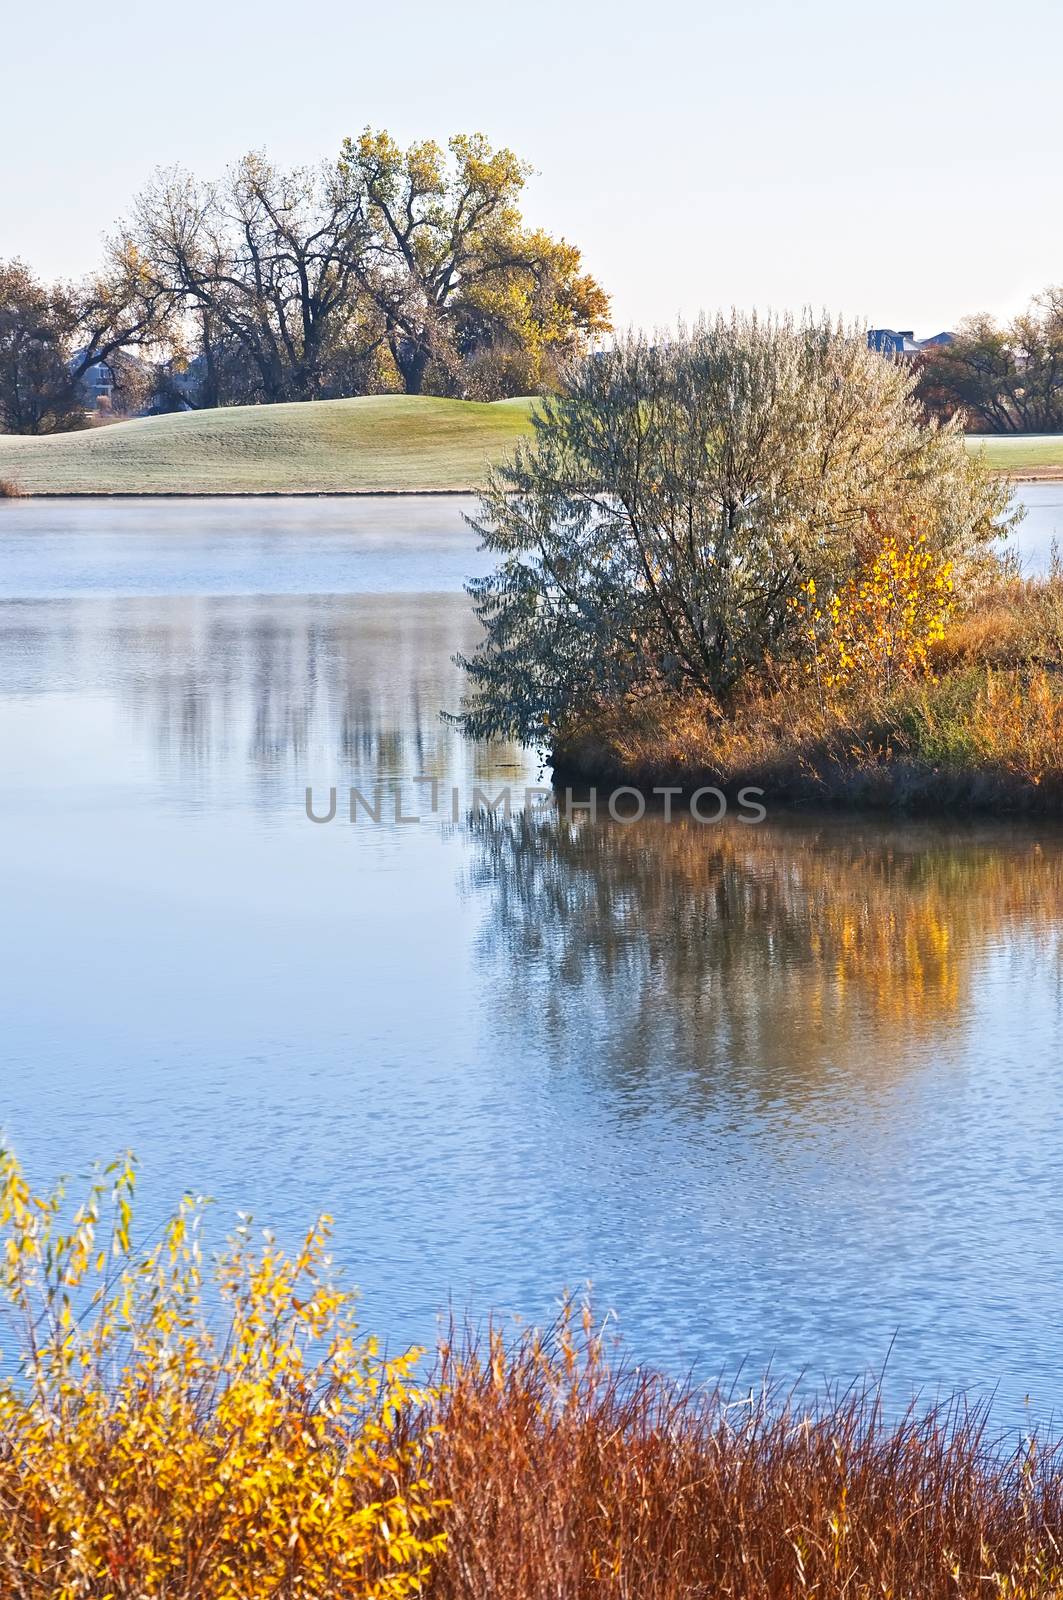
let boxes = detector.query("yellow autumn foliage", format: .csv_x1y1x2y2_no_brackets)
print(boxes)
0,1151,444,1599
793,530,954,697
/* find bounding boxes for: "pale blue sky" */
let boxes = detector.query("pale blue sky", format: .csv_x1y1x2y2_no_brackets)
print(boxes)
3,0,1060,335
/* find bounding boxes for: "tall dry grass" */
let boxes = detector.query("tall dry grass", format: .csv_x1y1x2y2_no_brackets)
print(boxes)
407,1311,1063,1600
552,567,1063,812
0,477,26,498
931,557,1063,673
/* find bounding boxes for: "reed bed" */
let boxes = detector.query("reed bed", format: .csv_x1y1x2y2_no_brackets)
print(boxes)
404,1313,1063,1600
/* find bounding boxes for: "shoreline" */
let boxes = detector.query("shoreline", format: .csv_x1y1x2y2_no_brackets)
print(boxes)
1001,467,1063,483
2,466,1058,499
551,726,1063,820
1,486,478,499
551,760,1063,818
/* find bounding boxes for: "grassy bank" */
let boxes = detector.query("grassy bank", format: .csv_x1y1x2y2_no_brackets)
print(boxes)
1,406,1058,497
552,574,1063,814
0,394,537,495
968,433,1063,478
413,1319,1063,1600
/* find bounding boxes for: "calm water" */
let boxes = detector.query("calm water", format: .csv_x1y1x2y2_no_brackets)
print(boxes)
1,489,1062,1424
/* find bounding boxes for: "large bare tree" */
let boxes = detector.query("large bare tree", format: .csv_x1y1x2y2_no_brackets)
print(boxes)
128,155,375,404
7,131,608,426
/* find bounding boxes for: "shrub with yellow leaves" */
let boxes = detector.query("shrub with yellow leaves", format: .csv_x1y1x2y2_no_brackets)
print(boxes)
0,1151,444,1600
793,529,954,700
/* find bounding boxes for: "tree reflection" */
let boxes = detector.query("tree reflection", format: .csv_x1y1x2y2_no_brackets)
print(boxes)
467,809,1063,1102
6,594,531,800
117,596,473,784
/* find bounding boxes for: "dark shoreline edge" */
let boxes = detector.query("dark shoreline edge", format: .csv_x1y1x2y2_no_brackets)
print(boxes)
1,487,478,500
550,741,1063,820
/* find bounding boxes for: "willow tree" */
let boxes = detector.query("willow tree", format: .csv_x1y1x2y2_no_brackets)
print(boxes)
454,315,1014,743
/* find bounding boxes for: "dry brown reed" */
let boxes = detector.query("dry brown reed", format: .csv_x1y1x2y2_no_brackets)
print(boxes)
399,1313,1063,1600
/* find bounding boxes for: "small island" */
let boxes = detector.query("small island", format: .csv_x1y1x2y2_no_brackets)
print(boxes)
453,316,1063,815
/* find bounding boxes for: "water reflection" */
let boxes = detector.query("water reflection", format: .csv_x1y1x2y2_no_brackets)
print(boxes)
3,505,1063,1425
0,594,532,808
469,811,1063,1099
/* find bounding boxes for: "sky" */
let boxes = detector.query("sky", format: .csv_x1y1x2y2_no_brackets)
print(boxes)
2,0,1061,337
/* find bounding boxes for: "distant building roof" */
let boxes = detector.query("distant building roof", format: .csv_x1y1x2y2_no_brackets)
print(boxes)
867,328,955,357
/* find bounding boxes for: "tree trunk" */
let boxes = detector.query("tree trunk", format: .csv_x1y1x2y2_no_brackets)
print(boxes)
393,335,431,395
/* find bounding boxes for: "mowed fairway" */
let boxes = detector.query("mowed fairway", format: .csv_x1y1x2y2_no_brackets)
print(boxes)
966,434,1063,477
0,395,538,495
3,401,1059,495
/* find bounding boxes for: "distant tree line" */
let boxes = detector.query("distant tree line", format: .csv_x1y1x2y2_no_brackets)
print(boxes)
0,131,611,433
916,287,1063,432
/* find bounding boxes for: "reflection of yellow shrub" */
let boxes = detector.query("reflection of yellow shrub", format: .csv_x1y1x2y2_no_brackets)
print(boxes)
794,532,954,696
0,1153,443,1599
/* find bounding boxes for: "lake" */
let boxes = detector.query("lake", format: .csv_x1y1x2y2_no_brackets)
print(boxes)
1,486,1061,1425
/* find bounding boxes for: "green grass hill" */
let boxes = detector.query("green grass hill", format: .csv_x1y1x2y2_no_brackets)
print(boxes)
966,434,1063,477
2,403,1061,496
0,395,539,495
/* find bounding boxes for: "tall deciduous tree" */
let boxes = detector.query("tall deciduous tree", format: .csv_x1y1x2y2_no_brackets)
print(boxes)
128,155,376,404
0,262,78,433
0,254,169,434
340,130,610,395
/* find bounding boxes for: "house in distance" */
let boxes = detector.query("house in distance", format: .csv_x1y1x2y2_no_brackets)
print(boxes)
867,328,955,358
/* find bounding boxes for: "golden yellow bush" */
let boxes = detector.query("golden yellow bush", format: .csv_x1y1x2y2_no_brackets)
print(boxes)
0,1152,444,1599
794,530,954,698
